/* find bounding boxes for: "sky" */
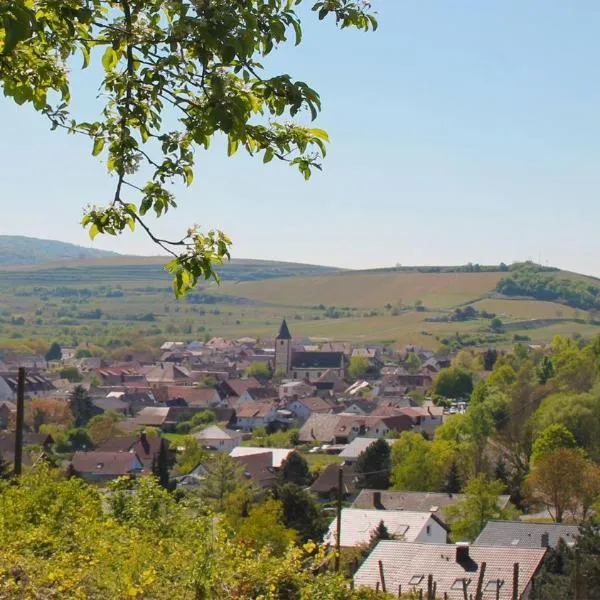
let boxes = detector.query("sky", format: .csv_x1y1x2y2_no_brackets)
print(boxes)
1,1,600,274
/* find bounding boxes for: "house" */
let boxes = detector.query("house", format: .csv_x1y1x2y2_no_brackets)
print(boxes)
338,438,391,464
166,385,221,407
474,521,580,549
0,431,54,453
310,463,358,501
0,400,16,429
216,377,263,403
0,373,55,400
351,490,512,522
232,451,277,489
235,401,278,432
274,320,345,381
70,451,144,482
229,446,295,468
160,341,186,352
324,508,448,548
288,396,333,421
194,425,244,452
299,413,412,445
96,432,170,470
354,541,547,599
314,369,347,393
397,405,443,436
279,380,314,400
143,364,192,386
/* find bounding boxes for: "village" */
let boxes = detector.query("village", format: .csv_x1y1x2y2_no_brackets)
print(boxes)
0,318,597,599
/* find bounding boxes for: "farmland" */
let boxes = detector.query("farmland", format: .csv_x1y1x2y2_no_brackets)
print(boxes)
0,252,599,355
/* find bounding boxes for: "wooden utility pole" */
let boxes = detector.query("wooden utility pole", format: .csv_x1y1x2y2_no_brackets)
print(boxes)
574,549,580,600
475,562,486,600
512,563,520,600
13,367,25,476
334,466,343,572
378,560,386,593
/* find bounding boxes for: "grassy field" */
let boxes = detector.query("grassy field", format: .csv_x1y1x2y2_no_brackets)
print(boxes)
0,258,598,355
214,271,505,309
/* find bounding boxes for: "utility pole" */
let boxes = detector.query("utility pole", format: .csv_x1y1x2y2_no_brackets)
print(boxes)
334,466,343,572
13,367,25,476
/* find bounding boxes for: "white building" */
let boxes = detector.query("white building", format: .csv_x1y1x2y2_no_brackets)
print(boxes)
193,425,244,452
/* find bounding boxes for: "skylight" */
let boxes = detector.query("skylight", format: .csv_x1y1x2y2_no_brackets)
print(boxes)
451,578,470,590
409,575,424,585
485,580,504,592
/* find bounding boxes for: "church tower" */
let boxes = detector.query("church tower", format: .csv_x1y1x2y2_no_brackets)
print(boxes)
274,319,292,375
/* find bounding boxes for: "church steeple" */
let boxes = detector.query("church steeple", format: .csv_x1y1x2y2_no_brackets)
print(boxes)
277,319,292,340
275,319,292,375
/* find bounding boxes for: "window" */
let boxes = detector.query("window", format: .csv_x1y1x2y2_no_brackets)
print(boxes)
426,525,431,535
451,579,470,591
219,440,224,446
408,575,423,586
280,340,284,345
293,372,297,379
305,372,310,378
484,580,504,592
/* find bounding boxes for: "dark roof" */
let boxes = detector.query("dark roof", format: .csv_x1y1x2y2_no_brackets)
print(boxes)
352,490,511,516
0,432,53,453
310,463,358,496
276,319,292,340
291,352,344,370
233,451,276,488
96,433,168,467
71,451,143,476
474,521,580,549
354,541,547,600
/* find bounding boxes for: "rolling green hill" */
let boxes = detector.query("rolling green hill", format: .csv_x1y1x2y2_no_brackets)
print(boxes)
0,255,598,354
0,235,119,264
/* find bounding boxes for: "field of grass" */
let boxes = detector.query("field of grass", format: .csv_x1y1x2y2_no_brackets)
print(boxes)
301,452,343,474
0,257,598,355
215,271,505,309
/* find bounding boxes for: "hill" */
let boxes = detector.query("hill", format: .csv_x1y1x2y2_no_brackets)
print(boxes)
0,235,119,264
0,257,599,355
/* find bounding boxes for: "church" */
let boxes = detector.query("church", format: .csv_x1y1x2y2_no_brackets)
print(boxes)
274,319,345,382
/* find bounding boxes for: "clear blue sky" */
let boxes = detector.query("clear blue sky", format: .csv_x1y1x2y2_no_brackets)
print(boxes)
2,1,600,273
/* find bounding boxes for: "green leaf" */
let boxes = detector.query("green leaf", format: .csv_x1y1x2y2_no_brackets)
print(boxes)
92,137,105,156
227,136,239,157
308,128,329,142
89,224,99,240
101,47,118,72
183,166,194,186
81,45,90,69
263,148,274,163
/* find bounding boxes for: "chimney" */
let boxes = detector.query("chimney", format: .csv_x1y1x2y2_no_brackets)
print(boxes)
373,491,383,509
541,532,550,548
455,542,470,563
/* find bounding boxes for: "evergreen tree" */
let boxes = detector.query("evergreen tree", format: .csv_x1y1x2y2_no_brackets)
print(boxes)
0,451,11,479
279,452,312,487
494,455,509,485
45,342,62,361
355,439,391,489
153,440,170,490
272,483,328,542
537,355,555,384
483,348,498,371
443,461,462,494
369,520,391,544
71,385,95,427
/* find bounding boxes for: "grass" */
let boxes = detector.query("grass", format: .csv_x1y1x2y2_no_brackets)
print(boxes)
162,432,190,446
301,452,343,474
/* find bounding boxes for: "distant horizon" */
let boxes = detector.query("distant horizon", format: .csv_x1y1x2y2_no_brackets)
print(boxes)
1,232,596,277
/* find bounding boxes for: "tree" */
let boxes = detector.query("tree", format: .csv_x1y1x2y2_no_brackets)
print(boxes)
279,452,312,487
67,427,94,451
59,365,83,382
234,499,297,554
391,432,444,492
86,412,124,446
45,341,62,361
431,367,473,400
575,462,600,521
490,317,503,332
369,520,392,545
442,461,462,494
272,483,329,543
25,398,74,432
201,453,248,512
0,451,10,479
482,348,498,371
152,439,171,490
406,352,421,373
526,448,588,522
355,439,391,489
173,436,207,475
70,385,95,427
244,362,271,379
1,0,376,296
348,355,369,380
537,355,555,384
530,423,577,464
444,475,507,541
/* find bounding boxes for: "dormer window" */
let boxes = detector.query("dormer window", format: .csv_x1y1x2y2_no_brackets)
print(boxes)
96,463,104,469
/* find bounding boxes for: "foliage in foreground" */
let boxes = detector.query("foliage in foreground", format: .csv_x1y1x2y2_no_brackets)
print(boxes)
0,465,386,599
